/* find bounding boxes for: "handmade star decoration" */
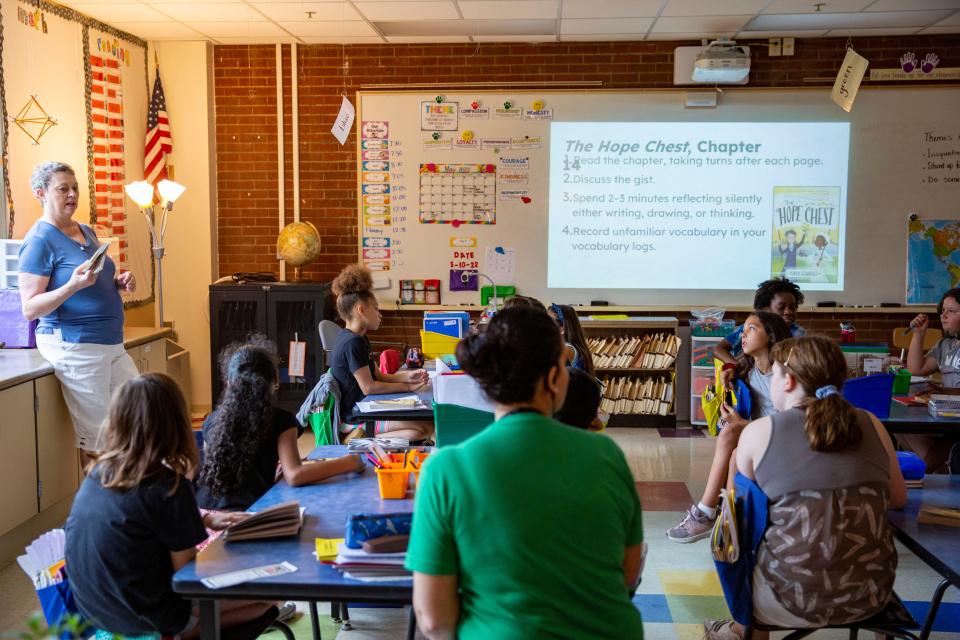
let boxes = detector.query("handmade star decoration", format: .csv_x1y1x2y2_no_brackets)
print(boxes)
11,95,57,145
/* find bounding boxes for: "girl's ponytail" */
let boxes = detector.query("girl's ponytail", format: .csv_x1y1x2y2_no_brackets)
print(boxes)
802,383,861,452
771,337,861,452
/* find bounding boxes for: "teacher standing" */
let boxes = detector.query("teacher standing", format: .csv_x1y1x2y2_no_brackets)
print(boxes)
18,162,138,467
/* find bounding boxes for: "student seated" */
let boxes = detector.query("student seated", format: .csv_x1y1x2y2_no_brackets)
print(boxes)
501,294,547,312
329,263,433,442
668,312,790,543
714,277,806,365
65,374,272,638
406,307,643,640
705,336,905,639
904,287,960,472
196,336,362,511
555,366,604,431
548,302,596,377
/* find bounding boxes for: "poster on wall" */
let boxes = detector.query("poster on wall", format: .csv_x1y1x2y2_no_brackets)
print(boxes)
906,218,960,304
3,0,87,238
2,0,151,305
87,27,150,304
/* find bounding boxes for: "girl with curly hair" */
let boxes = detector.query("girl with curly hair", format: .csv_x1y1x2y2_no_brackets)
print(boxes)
196,336,362,510
329,263,434,441
713,277,806,365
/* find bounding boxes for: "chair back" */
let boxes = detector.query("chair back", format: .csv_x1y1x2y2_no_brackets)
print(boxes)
892,327,942,360
319,320,341,356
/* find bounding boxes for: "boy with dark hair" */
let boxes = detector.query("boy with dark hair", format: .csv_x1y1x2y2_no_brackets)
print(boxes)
713,277,806,365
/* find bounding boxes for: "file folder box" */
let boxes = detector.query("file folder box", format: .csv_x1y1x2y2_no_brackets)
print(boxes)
420,330,461,359
423,311,470,338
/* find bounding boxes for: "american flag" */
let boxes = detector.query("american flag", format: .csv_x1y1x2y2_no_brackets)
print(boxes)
144,70,172,188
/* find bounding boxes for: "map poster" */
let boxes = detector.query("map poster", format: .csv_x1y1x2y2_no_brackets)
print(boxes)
907,219,960,304
770,186,842,285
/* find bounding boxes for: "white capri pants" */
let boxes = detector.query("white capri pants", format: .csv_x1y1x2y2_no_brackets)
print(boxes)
35,330,139,451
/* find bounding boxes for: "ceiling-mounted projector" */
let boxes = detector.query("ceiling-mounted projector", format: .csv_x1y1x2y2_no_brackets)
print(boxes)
692,40,750,84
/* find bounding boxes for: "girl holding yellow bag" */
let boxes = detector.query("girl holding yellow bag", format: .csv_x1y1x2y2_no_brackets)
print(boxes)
668,312,791,543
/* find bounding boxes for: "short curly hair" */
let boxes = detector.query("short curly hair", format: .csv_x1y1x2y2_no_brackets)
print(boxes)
754,277,804,310
332,263,375,320
30,161,74,193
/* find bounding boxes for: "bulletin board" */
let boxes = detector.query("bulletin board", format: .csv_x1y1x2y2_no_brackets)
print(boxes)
1,0,151,305
357,87,960,307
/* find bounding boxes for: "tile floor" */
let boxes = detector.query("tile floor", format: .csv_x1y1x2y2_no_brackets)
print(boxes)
0,427,957,639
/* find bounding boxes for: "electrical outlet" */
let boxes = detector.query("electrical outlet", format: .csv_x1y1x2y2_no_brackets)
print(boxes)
768,37,782,57
783,37,795,56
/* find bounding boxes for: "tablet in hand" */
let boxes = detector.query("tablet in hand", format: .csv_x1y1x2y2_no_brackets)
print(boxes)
84,240,110,274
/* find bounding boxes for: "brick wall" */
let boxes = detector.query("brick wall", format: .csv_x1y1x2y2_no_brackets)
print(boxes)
213,35,960,280
212,36,957,333
355,308,923,352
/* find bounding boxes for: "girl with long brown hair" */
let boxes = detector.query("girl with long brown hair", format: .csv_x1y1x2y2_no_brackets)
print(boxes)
65,374,271,637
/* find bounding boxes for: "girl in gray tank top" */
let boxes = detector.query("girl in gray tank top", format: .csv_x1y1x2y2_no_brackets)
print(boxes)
705,336,906,640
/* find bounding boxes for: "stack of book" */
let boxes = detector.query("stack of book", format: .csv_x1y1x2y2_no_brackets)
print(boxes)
598,376,674,416
329,543,411,582
587,333,681,370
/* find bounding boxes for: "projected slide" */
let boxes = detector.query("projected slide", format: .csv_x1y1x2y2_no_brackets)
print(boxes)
547,122,849,290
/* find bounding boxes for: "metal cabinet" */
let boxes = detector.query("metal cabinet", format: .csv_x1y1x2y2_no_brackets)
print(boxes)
209,282,332,413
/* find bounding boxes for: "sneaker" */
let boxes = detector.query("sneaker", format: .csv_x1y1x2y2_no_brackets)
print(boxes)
276,602,298,623
704,619,740,640
666,505,715,543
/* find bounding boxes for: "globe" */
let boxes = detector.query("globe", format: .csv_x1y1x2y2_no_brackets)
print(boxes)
277,221,321,279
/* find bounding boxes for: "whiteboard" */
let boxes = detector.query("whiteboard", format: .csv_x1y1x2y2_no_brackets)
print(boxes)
356,87,960,306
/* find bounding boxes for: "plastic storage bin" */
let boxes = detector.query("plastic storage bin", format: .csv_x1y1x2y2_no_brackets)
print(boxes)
842,373,894,419
480,285,516,306
433,402,495,447
892,369,912,395
420,330,461,359
689,318,735,338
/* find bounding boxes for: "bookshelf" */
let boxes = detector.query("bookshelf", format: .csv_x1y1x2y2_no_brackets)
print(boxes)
580,316,679,428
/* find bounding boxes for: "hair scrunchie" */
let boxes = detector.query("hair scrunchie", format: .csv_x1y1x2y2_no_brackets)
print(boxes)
815,384,839,399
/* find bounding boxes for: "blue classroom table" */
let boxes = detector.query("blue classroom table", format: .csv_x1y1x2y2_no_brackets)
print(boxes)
172,446,416,640
888,476,960,640
342,389,435,424
884,401,960,435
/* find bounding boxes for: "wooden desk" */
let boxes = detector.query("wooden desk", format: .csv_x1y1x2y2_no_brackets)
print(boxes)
888,476,960,640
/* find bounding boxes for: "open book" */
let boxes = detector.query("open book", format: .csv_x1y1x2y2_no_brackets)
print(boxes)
918,505,960,528
223,501,303,542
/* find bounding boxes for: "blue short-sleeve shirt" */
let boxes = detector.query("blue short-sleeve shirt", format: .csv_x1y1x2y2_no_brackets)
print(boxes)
18,221,124,345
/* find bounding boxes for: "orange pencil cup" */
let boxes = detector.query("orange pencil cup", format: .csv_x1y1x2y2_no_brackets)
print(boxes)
409,451,431,488
375,464,410,499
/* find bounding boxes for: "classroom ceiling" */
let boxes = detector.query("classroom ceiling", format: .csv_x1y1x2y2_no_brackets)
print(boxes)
58,0,960,44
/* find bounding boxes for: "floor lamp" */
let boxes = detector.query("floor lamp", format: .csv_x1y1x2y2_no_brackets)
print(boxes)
124,179,186,327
